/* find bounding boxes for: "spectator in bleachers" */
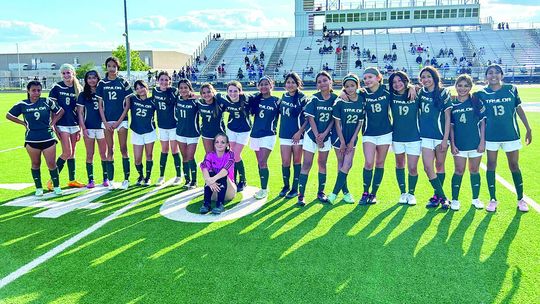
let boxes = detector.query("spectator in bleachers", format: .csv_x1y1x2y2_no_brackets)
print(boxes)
506,23,509,30
392,53,397,62
371,54,377,62
416,55,423,64
336,46,342,55
511,42,515,50
204,55,207,62
245,55,250,65
260,51,265,61
392,43,397,51
237,68,244,80
355,58,362,69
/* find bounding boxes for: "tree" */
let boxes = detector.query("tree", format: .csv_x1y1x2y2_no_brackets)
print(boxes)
76,62,96,79
110,45,151,71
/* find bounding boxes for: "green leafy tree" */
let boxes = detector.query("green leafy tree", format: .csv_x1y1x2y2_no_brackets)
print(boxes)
76,62,96,79
109,45,151,71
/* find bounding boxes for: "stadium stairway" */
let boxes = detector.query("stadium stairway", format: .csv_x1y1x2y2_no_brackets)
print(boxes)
200,39,233,80
266,38,288,79
334,35,349,80
529,29,540,47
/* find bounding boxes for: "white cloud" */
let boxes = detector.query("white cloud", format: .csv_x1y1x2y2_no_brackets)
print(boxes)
129,15,169,31
90,22,107,33
0,20,58,42
480,0,540,22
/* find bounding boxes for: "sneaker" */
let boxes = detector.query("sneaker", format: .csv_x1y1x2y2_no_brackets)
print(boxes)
279,186,290,197
188,181,197,189
46,180,53,191
68,180,86,188
366,193,377,205
317,192,328,203
486,200,498,212
86,180,95,189
200,204,210,214
135,176,144,186
237,180,247,192
120,180,129,190
103,179,110,187
398,193,408,204
53,187,63,195
254,189,268,200
517,199,529,212
35,188,44,197
327,193,337,204
285,188,298,199
450,199,461,211
426,195,440,208
108,180,116,190
407,194,417,206
471,198,484,209
155,176,165,186
212,204,225,215
182,180,191,189
296,195,306,207
359,192,370,205
439,197,450,210
143,177,151,186
173,176,182,186
343,192,355,204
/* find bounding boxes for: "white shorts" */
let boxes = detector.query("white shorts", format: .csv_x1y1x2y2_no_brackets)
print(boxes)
176,136,200,145
486,140,522,153
158,128,177,141
455,149,483,158
102,121,129,130
279,138,303,146
227,129,250,146
363,132,392,146
249,136,276,151
86,129,105,140
303,136,331,153
57,125,80,134
392,141,421,156
421,138,449,150
131,131,157,145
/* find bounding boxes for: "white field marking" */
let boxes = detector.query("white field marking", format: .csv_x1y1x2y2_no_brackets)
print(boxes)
0,146,23,153
522,102,540,113
0,183,34,191
0,178,174,289
480,163,540,213
160,186,267,223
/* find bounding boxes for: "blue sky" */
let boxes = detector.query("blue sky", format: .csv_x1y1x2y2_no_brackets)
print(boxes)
1,0,539,55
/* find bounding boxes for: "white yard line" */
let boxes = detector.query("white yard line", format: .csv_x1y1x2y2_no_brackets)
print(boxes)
0,179,174,289
0,146,23,153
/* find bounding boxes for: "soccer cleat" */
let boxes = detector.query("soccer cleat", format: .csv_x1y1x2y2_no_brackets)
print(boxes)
317,192,328,203
120,180,129,190
517,199,529,212
211,204,225,215
439,197,450,210
296,195,306,207
486,200,498,212
450,200,461,211
407,194,417,206
359,192,370,205
343,192,355,204
135,176,144,186
200,204,210,214
108,180,116,190
327,193,337,204
285,188,298,199
155,176,165,186
102,179,110,187
53,187,63,195
173,176,183,186
366,193,377,205
254,189,268,200
471,198,484,209
46,180,53,191
426,195,440,208
188,181,197,189
68,180,86,188
86,180,96,189
398,193,408,204
279,186,290,197
237,180,246,192
35,188,44,197
143,178,151,187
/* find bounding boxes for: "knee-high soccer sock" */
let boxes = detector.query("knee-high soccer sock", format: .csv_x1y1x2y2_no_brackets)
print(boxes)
470,173,481,200
146,160,153,179
371,168,384,195
282,166,291,188
332,171,347,195
292,164,301,190
107,160,115,181
31,168,42,189
342,179,350,194
86,162,94,182
159,153,168,177
437,172,446,187
298,173,308,196
408,174,418,195
56,157,66,173
511,170,524,200
396,168,406,193
135,164,144,179
318,172,326,193
189,159,197,182
67,159,76,181
487,170,496,200
429,177,446,198
363,168,373,193
101,160,108,181
451,174,463,201
259,166,269,190
236,160,246,182
49,168,60,188
172,153,182,177
182,162,190,182
122,158,130,180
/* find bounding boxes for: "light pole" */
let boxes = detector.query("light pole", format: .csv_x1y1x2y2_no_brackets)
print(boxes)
123,0,131,81
16,43,22,90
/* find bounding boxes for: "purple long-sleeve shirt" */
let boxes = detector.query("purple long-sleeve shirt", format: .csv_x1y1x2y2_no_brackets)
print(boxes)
200,151,235,181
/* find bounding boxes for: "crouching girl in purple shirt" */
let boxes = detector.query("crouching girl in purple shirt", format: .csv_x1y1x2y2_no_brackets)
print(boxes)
200,132,238,214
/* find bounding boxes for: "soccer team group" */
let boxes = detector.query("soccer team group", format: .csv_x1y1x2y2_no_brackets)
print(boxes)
5,56,533,215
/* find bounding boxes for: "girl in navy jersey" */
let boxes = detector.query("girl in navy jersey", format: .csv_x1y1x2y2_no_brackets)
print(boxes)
127,80,157,186
278,72,307,198
49,63,84,189
198,83,226,153
176,78,200,189
154,71,182,186
250,76,280,200
76,70,108,188
96,57,133,190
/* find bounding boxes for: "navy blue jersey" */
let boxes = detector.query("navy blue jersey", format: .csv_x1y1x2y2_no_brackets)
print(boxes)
390,92,421,142
197,99,225,139
216,93,252,133
304,92,337,142
76,92,102,130
279,91,307,139
475,84,521,142
331,97,365,147
418,87,452,140
451,97,486,151
362,85,392,136
176,97,200,137
96,76,133,121
129,95,156,134
250,96,280,138
49,81,78,127
8,97,61,142
153,87,178,129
